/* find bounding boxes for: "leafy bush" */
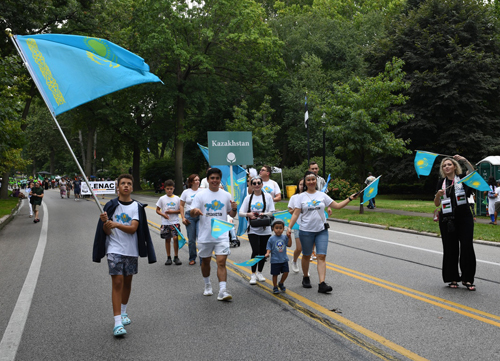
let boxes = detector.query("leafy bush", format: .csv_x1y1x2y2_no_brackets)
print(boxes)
327,179,361,200
141,158,176,185
271,156,349,187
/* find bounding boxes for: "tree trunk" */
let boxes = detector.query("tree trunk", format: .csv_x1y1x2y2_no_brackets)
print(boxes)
174,95,185,195
132,141,142,191
85,125,95,176
78,130,86,170
0,171,9,199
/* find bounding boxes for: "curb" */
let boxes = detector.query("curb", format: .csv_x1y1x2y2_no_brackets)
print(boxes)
327,217,500,248
0,198,22,231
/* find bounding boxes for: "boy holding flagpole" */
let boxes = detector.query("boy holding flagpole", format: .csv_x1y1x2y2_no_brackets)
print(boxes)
190,168,238,301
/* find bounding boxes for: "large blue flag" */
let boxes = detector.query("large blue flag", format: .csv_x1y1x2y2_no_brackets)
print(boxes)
211,218,235,239
14,34,162,116
362,176,381,203
456,171,490,191
414,151,439,178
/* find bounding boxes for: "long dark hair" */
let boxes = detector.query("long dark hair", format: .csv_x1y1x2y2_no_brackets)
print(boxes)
488,176,496,187
295,178,304,194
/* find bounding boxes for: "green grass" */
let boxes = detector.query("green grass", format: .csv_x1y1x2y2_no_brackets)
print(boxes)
0,198,20,218
275,198,498,242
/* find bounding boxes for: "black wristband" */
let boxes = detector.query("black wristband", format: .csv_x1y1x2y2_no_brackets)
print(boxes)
348,197,352,201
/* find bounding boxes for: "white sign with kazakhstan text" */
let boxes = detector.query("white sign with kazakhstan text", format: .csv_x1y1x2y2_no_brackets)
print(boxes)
81,181,116,196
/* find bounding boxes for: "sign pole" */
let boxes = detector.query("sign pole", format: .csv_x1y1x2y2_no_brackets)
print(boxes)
230,166,235,201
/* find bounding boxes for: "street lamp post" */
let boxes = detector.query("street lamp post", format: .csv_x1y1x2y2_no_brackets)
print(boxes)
101,158,104,175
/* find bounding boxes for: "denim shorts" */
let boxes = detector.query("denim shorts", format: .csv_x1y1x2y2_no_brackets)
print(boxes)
107,253,138,276
299,229,329,256
270,262,289,275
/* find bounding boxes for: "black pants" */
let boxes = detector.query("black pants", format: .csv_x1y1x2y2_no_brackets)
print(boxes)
248,234,270,273
439,216,476,283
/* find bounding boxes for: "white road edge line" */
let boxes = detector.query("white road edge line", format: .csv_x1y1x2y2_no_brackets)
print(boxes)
0,202,48,361
331,229,500,267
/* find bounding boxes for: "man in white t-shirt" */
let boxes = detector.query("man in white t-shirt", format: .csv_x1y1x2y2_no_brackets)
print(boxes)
190,168,237,301
259,165,281,202
156,179,182,265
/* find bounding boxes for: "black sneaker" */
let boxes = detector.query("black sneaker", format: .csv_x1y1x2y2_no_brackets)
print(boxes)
173,256,182,265
165,257,172,265
302,276,312,288
318,281,333,293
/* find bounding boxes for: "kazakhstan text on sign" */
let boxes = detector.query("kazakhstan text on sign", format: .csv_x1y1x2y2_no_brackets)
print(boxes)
208,131,253,165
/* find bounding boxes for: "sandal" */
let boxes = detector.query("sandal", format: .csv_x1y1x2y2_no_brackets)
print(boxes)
121,314,131,325
462,282,476,291
189,260,196,265
448,282,459,289
113,325,127,337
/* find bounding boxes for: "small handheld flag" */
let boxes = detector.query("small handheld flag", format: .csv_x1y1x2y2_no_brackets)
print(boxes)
414,151,439,178
173,225,187,249
211,218,235,239
456,172,490,192
273,210,300,230
362,176,381,203
321,174,331,193
234,256,265,267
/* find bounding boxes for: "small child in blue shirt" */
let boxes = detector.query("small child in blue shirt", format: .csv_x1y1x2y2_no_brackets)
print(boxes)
265,219,292,294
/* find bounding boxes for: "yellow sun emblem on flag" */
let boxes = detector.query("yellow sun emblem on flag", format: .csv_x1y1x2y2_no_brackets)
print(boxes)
416,158,428,169
213,225,221,231
368,188,375,194
471,181,481,187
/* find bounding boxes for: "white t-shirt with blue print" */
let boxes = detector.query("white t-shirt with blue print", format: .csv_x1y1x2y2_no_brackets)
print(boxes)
262,180,281,200
240,192,275,235
294,191,333,233
106,200,139,257
191,188,232,243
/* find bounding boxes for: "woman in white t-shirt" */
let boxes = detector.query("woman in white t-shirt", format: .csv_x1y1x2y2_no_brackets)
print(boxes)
288,178,304,273
180,174,203,265
239,176,275,284
287,171,358,293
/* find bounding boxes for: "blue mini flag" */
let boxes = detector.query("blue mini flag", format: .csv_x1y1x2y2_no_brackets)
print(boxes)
414,151,439,178
273,210,300,230
456,171,490,192
211,218,235,239
173,225,187,249
234,256,265,267
14,34,162,116
362,176,381,203
321,174,331,193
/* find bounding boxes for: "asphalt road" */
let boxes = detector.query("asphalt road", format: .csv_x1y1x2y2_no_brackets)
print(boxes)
1,189,500,361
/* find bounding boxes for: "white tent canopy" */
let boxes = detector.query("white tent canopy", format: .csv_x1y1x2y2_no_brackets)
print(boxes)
476,156,500,166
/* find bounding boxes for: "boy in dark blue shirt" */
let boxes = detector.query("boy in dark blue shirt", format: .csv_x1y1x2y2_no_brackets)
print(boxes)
265,219,292,294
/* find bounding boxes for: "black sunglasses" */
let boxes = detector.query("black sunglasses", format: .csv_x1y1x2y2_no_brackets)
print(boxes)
251,181,262,186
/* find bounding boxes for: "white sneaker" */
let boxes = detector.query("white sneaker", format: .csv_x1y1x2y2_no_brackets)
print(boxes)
203,283,213,296
217,289,232,301
291,261,299,273
256,272,266,282
249,273,257,285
